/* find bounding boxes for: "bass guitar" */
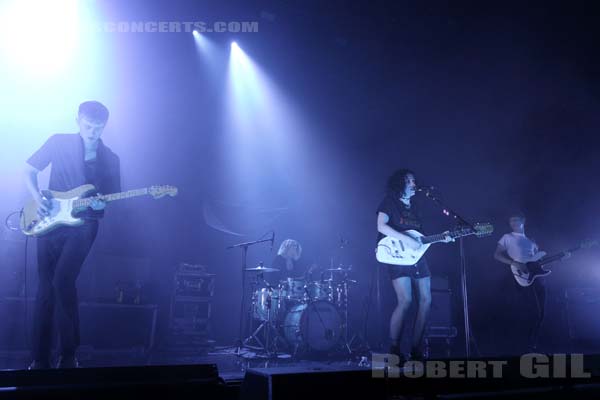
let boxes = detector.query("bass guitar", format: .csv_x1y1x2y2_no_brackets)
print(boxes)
511,239,598,287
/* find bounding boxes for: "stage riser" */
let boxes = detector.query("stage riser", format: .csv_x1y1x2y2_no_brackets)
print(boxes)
240,356,600,400
0,364,221,400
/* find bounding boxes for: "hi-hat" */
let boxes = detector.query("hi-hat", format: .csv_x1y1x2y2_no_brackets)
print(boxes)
245,266,280,272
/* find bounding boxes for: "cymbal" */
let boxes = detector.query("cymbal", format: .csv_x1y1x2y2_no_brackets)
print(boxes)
326,267,349,272
245,266,280,272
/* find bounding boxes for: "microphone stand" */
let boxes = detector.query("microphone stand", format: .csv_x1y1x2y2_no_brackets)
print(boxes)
420,188,479,358
227,236,273,354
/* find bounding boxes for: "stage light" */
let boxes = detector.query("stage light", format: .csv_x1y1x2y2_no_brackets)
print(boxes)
193,30,200,38
0,0,113,178
0,0,81,77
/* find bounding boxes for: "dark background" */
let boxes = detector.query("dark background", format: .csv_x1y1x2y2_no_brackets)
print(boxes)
1,1,600,357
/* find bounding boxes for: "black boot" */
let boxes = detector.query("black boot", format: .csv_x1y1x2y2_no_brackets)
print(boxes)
56,355,79,369
389,344,407,365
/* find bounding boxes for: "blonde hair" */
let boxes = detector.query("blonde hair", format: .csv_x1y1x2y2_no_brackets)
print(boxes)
277,239,302,260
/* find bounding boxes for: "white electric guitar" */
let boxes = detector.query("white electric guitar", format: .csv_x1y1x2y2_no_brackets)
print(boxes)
376,223,493,266
511,239,598,287
20,184,178,237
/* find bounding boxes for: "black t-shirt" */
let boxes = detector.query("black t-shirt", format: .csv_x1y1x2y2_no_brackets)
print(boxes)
376,194,423,242
27,134,121,219
267,255,305,284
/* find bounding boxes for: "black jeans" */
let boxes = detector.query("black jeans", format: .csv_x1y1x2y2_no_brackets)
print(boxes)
32,222,98,361
513,277,546,349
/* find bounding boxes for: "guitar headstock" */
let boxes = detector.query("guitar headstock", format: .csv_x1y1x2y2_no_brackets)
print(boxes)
473,222,494,238
149,185,178,199
580,239,599,249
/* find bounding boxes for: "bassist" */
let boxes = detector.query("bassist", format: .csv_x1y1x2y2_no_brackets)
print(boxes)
494,211,570,352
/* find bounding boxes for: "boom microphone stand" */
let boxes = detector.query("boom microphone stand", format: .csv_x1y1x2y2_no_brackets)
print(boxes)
227,235,274,354
419,187,480,358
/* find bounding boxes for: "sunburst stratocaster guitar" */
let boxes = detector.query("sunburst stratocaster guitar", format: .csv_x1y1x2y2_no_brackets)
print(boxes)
20,184,178,237
511,239,598,287
376,223,494,266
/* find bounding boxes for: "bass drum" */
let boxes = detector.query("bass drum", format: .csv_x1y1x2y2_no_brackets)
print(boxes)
283,301,342,352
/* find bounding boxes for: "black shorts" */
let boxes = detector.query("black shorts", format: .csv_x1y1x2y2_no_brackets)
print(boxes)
388,258,430,280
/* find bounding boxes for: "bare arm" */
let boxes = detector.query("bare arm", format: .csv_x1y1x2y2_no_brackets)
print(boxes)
24,163,43,201
494,244,528,272
377,212,418,241
493,244,513,265
24,163,51,214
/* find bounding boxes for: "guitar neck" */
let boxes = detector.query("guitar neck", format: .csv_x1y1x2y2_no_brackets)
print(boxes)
540,245,582,266
421,230,473,244
74,188,150,208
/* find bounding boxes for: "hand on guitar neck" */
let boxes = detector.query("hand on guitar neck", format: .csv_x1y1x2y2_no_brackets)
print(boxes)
441,231,455,243
89,194,106,211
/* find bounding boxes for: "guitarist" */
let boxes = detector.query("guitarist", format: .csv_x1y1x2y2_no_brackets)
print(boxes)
377,169,453,361
493,211,570,351
23,101,121,369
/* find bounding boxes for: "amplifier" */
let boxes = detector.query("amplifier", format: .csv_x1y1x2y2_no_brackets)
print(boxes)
0,298,157,352
428,289,455,333
174,273,215,298
566,288,600,341
79,302,158,350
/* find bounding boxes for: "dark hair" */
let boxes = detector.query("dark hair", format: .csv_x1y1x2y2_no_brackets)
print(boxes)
78,101,109,124
386,168,416,196
508,211,526,220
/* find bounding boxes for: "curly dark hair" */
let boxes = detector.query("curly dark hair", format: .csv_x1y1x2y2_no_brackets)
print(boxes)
386,168,416,196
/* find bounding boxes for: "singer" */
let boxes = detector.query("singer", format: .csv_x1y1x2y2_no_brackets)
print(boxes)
376,169,452,361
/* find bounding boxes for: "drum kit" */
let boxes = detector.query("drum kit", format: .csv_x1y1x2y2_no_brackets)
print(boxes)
243,264,355,356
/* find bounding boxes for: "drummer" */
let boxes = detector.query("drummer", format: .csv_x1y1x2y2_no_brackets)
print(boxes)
269,239,304,284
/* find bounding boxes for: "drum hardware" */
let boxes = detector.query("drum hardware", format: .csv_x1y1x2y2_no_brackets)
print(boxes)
319,265,358,354
243,265,286,356
226,235,275,356
244,284,287,355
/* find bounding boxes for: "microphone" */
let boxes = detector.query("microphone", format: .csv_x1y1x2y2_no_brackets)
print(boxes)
270,231,275,252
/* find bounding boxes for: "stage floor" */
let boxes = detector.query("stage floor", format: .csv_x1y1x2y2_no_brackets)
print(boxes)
0,346,372,381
